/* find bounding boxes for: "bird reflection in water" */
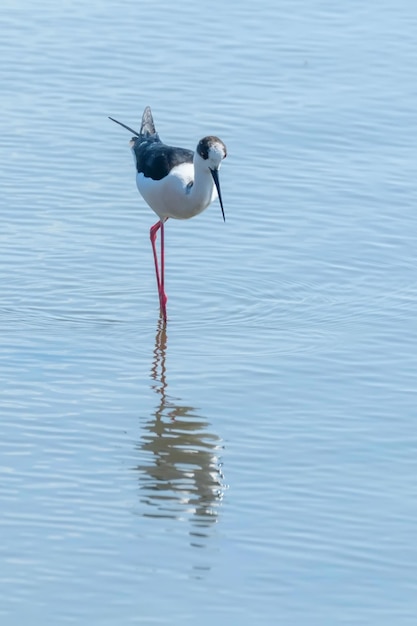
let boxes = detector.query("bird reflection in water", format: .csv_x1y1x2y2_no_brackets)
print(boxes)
134,318,225,544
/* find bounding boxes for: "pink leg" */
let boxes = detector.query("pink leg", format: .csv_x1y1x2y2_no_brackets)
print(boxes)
149,219,168,320
160,221,167,320
150,221,162,297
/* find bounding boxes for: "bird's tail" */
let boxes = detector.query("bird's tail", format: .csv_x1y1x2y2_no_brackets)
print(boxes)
140,106,157,137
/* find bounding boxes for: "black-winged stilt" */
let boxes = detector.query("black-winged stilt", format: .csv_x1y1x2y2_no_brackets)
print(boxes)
109,107,227,321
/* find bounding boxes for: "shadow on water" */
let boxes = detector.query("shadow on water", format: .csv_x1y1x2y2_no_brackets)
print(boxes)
134,317,226,548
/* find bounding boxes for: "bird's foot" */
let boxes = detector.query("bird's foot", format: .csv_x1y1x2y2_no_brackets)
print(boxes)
159,292,168,321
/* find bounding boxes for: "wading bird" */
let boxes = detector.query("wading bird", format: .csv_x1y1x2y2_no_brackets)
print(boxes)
109,107,227,321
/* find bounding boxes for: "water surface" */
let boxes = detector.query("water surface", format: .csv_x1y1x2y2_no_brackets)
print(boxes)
1,0,417,624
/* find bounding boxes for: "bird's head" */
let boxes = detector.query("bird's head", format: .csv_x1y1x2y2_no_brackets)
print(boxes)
196,136,227,221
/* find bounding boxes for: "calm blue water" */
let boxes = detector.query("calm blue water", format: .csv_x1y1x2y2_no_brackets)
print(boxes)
2,0,417,624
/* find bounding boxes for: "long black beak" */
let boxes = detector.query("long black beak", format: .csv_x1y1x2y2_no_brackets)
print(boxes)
210,168,225,222
108,116,140,137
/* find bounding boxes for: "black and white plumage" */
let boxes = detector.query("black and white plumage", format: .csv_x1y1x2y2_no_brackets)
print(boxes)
131,107,194,181
109,106,227,221
109,106,227,320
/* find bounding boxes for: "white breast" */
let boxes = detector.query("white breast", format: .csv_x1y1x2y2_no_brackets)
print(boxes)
136,160,218,221
136,163,196,220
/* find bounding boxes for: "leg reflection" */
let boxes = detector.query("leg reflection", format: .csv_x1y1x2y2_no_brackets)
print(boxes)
134,318,226,536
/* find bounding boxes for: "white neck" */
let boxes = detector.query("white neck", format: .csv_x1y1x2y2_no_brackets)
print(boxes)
187,154,216,216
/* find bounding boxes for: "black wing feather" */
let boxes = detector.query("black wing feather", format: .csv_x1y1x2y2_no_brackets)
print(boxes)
133,137,194,181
